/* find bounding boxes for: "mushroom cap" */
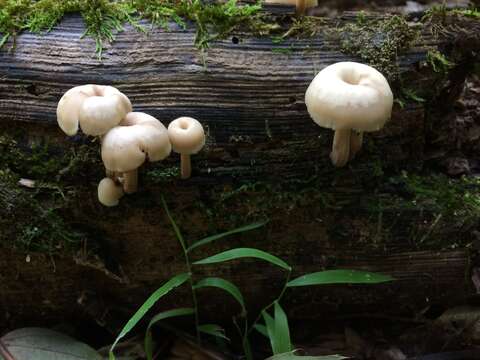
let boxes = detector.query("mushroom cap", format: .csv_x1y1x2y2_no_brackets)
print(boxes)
101,112,172,172
305,62,393,132
167,117,205,155
56,84,132,136
98,178,124,207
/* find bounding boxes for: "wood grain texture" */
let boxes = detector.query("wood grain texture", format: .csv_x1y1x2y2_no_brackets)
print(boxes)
0,12,478,331
0,13,446,178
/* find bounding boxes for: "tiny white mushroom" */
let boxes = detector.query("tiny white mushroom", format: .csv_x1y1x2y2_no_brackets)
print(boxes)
101,112,171,194
56,84,132,136
305,62,393,167
98,178,124,207
167,117,205,180
264,0,317,15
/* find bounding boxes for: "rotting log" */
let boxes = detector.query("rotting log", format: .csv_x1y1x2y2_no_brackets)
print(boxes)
0,11,479,333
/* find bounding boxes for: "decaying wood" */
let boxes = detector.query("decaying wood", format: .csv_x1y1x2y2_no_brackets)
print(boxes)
0,12,479,331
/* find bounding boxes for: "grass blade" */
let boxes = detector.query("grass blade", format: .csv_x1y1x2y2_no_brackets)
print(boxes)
274,302,292,354
187,221,267,252
287,270,394,287
109,273,190,358
145,308,194,360
193,248,291,271
161,196,186,251
0,34,9,48
194,277,245,311
254,323,269,338
262,310,277,354
198,324,230,341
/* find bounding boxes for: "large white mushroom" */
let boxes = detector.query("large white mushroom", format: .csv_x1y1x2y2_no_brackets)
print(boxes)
305,62,393,167
264,0,317,15
56,84,132,136
101,112,172,194
167,117,205,180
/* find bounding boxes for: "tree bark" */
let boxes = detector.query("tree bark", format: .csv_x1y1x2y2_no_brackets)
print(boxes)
0,12,478,331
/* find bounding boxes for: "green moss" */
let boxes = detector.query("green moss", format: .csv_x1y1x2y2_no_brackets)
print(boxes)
1,0,336,61
0,134,100,181
193,168,479,251
0,168,87,254
453,8,480,19
145,164,180,184
0,133,100,254
423,4,480,22
400,87,426,104
364,172,480,249
0,0,274,57
426,49,455,74
395,172,480,220
0,0,137,56
329,15,419,80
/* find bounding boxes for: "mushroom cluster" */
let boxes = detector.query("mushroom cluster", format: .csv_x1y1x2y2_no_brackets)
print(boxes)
56,85,205,207
305,62,393,167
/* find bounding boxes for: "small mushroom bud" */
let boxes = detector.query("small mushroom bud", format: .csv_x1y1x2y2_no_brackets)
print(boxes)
98,178,124,207
167,117,205,180
101,112,171,194
56,84,132,136
305,62,393,167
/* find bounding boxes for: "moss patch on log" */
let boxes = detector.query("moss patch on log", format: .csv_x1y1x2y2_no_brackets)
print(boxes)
0,0,277,57
0,133,100,254
1,126,478,256
326,15,419,81
190,169,480,252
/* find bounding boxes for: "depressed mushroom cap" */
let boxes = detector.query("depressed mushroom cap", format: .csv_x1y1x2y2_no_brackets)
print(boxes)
101,112,171,172
305,62,393,132
167,117,205,155
98,178,124,207
56,84,132,136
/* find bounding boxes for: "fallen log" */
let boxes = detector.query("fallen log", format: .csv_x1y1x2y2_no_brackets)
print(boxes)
0,10,479,333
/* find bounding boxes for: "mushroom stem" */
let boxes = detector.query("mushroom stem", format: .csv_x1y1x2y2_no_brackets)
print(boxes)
330,129,351,167
122,169,138,194
296,0,306,15
180,153,192,179
349,130,364,160
106,169,116,179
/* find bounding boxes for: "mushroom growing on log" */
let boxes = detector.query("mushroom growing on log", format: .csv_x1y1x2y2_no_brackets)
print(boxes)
167,117,205,179
101,112,171,194
56,84,132,136
305,62,393,167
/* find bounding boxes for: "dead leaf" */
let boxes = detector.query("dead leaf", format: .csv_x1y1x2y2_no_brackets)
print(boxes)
17,179,35,188
0,327,102,360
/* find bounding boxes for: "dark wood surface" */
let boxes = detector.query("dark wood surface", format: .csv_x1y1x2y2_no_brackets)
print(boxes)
0,12,478,331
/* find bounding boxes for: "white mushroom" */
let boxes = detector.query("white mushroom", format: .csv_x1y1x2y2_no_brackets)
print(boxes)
264,0,317,15
305,62,393,167
98,178,124,207
56,84,132,136
167,117,205,180
101,112,171,194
